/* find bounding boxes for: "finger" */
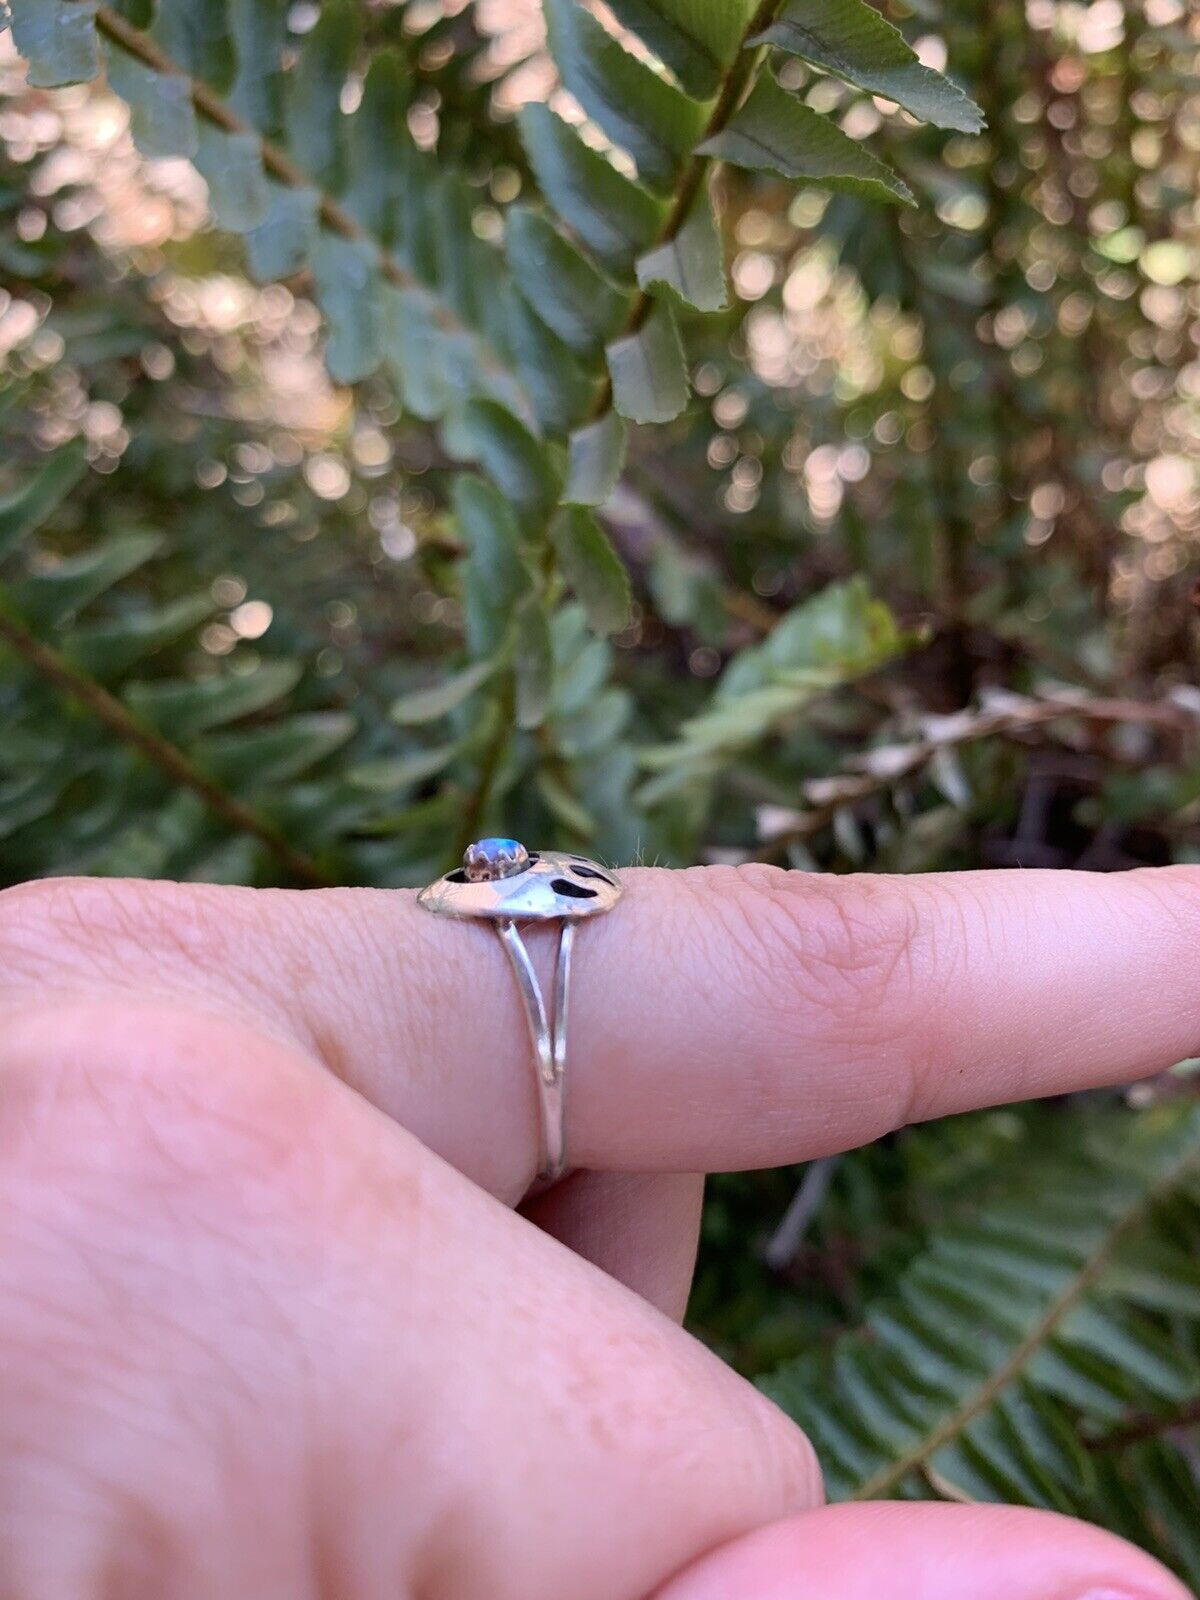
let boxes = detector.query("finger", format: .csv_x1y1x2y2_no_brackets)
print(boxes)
0,998,819,1600
652,1502,1193,1600
5,866,1200,1195
522,1170,703,1320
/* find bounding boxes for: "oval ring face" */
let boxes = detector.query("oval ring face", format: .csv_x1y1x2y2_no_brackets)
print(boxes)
417,849,622,921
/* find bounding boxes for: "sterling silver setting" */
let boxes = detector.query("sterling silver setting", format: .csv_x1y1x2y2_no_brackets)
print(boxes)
418,841,622,1183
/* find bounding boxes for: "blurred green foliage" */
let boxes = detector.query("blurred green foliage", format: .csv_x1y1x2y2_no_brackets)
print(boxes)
1,0,1199,1574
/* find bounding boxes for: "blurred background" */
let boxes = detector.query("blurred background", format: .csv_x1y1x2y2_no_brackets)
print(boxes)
3,2,1198,886
1,0,1199,1570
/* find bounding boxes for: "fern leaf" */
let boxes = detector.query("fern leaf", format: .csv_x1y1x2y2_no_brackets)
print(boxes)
764,1106,1200,1587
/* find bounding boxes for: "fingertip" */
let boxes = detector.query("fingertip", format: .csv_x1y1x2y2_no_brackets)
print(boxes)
651,1503,1194,1600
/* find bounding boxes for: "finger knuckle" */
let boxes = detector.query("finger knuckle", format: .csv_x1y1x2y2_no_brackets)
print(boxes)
718,864,931,1039
685,863,974,1133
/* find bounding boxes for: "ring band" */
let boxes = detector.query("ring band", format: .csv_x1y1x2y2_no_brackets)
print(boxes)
417,839,622,1183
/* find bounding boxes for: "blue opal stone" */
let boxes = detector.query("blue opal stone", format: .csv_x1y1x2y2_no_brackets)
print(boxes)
462,836,529,882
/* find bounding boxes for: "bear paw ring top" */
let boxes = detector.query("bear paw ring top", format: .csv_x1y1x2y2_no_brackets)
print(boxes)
418,839,622,1184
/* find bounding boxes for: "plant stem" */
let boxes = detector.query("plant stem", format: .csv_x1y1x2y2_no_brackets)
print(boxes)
92,7,508,370
764,1156,839,1270
853,1137,1200,1500
586,0,787,420
1084,1397,1200,1453
884,200,974,706
759,691,1199,859
454,675,515,861
0,603,331,888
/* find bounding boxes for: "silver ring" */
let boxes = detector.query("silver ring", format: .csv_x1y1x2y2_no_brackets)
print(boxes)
417,838,622,1184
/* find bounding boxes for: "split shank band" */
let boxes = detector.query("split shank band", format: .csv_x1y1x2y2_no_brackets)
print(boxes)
418,838,622,1184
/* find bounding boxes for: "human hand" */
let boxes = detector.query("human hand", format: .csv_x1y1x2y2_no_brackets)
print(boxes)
0,865,1196,1600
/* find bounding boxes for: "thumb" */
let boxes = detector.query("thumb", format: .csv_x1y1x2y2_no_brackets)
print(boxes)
652,1502,1193,1600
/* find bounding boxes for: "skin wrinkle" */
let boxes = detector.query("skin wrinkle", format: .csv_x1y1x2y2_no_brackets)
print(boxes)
1125,863,1200,937
303,889,403,1074
726,867,925,1037
659,872,787,1136
0,1285,256,1543
897,877,981,1126
3,1005,343,1265
2,1189,156,1365
296,891,545,1198
710,868,939,1141
676,872,832,1131
7,877,227,987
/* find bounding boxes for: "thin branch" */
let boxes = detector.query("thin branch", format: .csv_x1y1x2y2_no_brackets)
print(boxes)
0,603,331,888
882,202,975,704
92,6,512,379
919,1463,978,1504
1083,1397,1200,1454
760,691,1200,856
764,1156,839,1270
586,0,787,420
453,675,515,862
91,0,807,868
92,4,538,867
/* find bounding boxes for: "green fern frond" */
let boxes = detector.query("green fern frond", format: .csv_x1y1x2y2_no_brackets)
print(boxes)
0,448,352,883
764,1104,1200,1587
3,0,979,863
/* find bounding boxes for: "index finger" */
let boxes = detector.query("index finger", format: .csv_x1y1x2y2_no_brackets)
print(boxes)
3,865,1199,1198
